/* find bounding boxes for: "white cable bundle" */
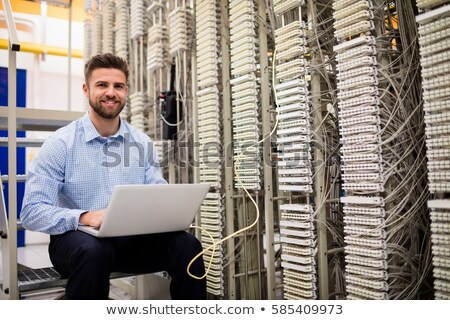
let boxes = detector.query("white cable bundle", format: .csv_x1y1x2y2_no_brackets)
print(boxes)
333,0,388,300
83,18,92,62
168,6,194,55
417,3,450,299
195,0,224,296
84,0,93,13
129,91,147,132
102,0,115,53
130,0,144,40
93,11,103,55
114,0,128,60
147,23,170,71
229,0,261,190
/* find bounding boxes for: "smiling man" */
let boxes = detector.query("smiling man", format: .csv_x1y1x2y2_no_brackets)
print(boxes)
20,53,207,300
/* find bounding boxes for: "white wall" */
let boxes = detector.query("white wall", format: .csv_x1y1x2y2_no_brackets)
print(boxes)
1,11,85,245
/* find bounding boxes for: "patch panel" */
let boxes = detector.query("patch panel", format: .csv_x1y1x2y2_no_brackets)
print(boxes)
337,86,378,100
280,220,314,231
417,0,450,9
283,286,316,299
420,28,450,47
338,96,380,113
423,86,450,100
427,160,450,171
340,133,381,145
333,0,372,20
341,144,378,154
279,185,313,193
339,124,380,137
339,115,379,128
273,0,305,15
430,211,450,222
337,56,378,72
284,269,316,282
344,226,386,238
337,66,377,82
428,199,450,209
341,173,382,182
418,16,450,37
343,183,383,192
281,261,315,273
276,87,308,98
434,268,450,282
280,143,311,152
422,64,450,79
337,76,379,91
277,109,309,120
432,256,450,269
336,45,377,63
422,51,450,69
283,277,316,290
334,35,376,53
341,163,382,173
432,245,450,257
346,284,388,299
275,20,306,36
345,236,386,249
334,10,373,30
341,153,380,163
277,68,309,81
431,223,450,234
335,20,375,40
346,274,388,291
420,40,450,58
425,124,450,136
435,279,450,292
277,151,311,160
280,203,314,213
283,245,316,256
281,254,315,265
431,234,450,245
346,265,388,280
343,216,385,227
276,30,306,45
427,149,450,160
341,196,384,206
280,236,316,247
277,46,309,62
276,103,309,113
278,160,310,168
346,255,387,269
343,206,385,217
339,105,379,119
424,112,450,124
281,212,312,221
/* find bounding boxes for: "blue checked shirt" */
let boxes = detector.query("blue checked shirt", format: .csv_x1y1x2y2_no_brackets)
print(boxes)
20,112,167,235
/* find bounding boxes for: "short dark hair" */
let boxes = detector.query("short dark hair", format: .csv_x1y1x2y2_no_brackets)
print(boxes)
84,53,129,84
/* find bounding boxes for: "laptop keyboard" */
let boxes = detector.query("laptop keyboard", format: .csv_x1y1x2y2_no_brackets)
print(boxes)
18,267,62,286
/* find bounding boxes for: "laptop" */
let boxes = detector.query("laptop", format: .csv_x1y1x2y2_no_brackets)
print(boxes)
78,183,209,237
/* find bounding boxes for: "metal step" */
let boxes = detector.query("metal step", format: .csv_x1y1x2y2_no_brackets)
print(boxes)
0,137,45,147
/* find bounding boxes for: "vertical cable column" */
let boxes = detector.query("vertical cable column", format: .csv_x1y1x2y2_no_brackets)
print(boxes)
102,0,115,53
273,0,317,300
333,0,388,300
195,0,224,296
115,0,130,120
129,0,146,133
416,0,450,300
92,7,103,55
229,0,261,191
114,0,128,60
146,2,169,143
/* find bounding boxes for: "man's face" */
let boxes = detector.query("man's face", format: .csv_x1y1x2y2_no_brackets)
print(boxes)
83,68,128,119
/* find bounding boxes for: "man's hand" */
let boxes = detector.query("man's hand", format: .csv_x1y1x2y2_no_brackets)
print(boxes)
79,210,106,228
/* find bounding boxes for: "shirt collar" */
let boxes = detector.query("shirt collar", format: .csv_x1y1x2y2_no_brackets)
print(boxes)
82,111,127,142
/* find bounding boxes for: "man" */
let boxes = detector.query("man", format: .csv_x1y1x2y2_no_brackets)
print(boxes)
20,53,206,300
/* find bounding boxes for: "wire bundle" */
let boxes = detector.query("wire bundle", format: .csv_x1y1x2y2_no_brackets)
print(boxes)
195,0,225,296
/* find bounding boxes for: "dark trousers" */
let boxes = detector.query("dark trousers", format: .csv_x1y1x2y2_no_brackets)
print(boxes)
49,231,206,300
